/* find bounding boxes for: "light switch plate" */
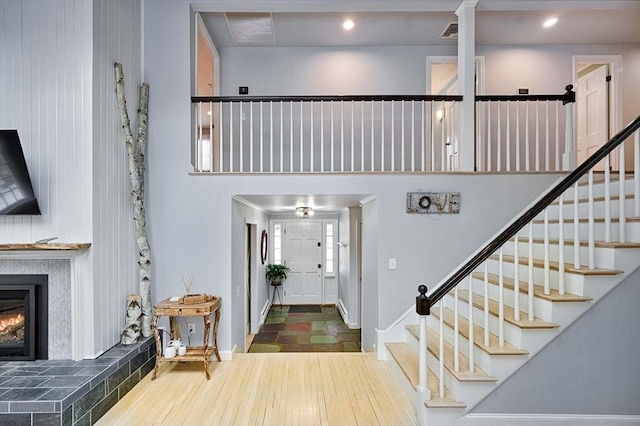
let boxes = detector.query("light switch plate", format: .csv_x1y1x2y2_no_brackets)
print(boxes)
389,258,397,270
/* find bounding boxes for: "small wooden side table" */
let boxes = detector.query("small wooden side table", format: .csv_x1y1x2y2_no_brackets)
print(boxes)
151,296,221,380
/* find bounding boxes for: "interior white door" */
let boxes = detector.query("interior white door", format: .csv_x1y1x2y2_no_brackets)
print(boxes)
576,65,609,166
284,221,322,304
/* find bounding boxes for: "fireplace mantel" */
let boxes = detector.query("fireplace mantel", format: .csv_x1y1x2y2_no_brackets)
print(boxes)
0,243,91,251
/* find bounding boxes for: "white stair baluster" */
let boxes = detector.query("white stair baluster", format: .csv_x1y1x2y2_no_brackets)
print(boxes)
587,170,595,269
441,100,446,172
361,100,365,172
320,101,325,172
454,286,460,372
544,208,551,294
391,100,395,172
230,102,234,172
430,101,435,171
619,142,627,243
515,101,520,172
219,102,223,173
239,101,243,172
525,102,530,172
411,100,415,172
258,101,263,172
513,233,520,321
439,301,445,399
558,193,566,295
555,102,560,171
634,130,640,216
497,101,502,172
528,223,535,321
209,102,214,172
290,101,294,172
545,100,550,171
468,274,475,373
483,261,490,347
573,182,581,268
487,103,492,172
310,101,314,172
269,102,273,172
506,101,511,172
351,101,355,172
300,102,304,172
280,101,284,172
249,102,254,172
330,101,335,172
401,100,405,172
498,247,505,347
381,101,385,171
605,155,612,242
371,101,375,171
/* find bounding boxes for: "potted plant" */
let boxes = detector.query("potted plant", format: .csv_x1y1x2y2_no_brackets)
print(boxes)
265,264,291,286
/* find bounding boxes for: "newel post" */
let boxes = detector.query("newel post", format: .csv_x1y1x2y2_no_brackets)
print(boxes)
416,285,431,398
562,84,576,170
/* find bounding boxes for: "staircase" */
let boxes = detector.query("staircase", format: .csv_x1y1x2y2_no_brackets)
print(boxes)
381,118,640,425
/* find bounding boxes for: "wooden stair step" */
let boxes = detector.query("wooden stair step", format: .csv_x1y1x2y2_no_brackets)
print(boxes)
406,325,497,383
511,238,640,249
551,194,633,206
532,217,640,224
471,272,592,303
455,290,559,329
431,307,528,356
385,343,466,408
492,254,623,276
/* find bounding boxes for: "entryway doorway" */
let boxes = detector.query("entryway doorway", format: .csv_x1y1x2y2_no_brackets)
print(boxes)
574,55,622,169
282,221,323,305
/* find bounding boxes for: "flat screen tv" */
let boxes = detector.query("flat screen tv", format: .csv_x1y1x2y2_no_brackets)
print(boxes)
0,130,41,215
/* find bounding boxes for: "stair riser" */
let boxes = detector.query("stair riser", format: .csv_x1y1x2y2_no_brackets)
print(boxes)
530,221,640,242
564,179,635,199
546,197,636,219
384,346,421,404
504,241,621,270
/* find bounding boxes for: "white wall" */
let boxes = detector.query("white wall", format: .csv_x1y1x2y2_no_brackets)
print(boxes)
0,0,93,243
91,0,142,354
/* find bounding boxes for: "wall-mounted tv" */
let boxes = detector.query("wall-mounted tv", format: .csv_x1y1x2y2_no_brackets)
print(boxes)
0,130,41,215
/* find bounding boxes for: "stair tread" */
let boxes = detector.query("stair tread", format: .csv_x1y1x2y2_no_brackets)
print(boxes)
493,254,624,276
455,290,559,329
532,216,640,224
385,342,466,408
471,272,592,302
551,194,633,205
511,238,640,249
431,307,528,356
406,325,497,382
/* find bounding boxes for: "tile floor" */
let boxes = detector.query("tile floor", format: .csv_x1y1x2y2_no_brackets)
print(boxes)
248,305,361,353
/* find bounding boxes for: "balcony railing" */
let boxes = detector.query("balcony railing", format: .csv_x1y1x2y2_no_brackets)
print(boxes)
191,88,575,174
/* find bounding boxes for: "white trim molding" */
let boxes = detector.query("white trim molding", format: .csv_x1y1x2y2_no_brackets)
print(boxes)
461,413,640,426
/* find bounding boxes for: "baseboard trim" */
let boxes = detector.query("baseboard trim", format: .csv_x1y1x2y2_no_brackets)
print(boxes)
461,413,640,425
219,346,237,361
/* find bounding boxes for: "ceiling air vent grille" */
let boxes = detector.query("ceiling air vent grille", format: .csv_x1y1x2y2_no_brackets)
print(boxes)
225,12,276,45
440,22,458,40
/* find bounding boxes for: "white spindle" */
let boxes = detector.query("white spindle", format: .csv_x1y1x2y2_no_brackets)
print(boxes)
421,101,426,172
280,102,284,172
219,102,223,173
528,223,535,322
545,100,550,171
411,100,415,172
588,170,596,269
515,101,520,172
331,101,335,172
439,301,445,399
506,101,511,172
454,286,460,372
467,274,475,372
341,101,345,172
258,101,263,173
477,102,483,171
250,102,254,172
513,233,520,321
320,101,324,172
209,102,213,172
619,143,627,243
401,100,405,172
371,101,375,171
544,208,550,295
300,102,304,172
351,101,355,172
525,103,530,172
441,101,446,171
635,130,640,216
605,155,612,242
230,102,234,172
573,181,581,269
239,102,243,172
381,101,385,171
391,101,395,172
498,247,505,347
431,101,435,171
310,101,314,172
487,103,492,172
558,193,566,295
535,101,540,171
269,102,273,172
418,314,428,391
197,103,202,171
564,101,574,171
483,261,490,347
361,100,365,172
555,102,560,171
497,101,502,172
290,101,293,172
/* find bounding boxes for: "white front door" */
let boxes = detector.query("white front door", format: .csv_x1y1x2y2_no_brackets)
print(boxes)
284,221,323,304
576,65,609,167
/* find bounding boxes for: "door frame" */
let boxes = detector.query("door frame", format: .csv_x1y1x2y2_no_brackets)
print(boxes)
573,55,622,144
244,222,258,351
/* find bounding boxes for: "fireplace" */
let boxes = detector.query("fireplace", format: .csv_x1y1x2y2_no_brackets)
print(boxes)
0,275,47,361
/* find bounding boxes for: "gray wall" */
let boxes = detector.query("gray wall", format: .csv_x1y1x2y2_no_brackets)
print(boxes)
473,267,640,415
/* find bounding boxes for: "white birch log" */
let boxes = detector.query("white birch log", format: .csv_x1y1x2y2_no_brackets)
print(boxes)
121,294,142,344
115,62,153,337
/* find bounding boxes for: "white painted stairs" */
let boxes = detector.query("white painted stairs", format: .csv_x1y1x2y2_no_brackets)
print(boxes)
381,174,640,426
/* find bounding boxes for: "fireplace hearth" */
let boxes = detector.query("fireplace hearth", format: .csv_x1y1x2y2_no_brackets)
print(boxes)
0,275,48,361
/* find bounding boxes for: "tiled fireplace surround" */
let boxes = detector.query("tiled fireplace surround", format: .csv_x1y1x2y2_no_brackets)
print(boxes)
0,258,155,425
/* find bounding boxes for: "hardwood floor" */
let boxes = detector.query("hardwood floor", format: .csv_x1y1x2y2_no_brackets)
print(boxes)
97,353,417,426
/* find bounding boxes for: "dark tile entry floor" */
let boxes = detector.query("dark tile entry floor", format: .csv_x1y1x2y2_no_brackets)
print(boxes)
249,305,361,353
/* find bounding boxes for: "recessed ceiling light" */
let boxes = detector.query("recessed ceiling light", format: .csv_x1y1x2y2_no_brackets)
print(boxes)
543,17,559,28
343,19,355,31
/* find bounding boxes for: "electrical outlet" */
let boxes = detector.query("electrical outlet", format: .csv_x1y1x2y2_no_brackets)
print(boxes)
188,323,195,335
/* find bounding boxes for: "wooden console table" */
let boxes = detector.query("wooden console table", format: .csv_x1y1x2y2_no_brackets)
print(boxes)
151,296,221,380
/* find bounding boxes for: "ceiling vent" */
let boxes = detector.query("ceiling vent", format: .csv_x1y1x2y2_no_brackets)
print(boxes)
440,22,458,39
224,12,276,45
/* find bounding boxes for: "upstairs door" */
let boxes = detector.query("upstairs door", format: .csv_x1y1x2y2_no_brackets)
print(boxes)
576,64,609,167
283,221,323,304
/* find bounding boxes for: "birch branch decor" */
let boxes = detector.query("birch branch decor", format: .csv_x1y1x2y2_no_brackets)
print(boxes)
115,62,152,338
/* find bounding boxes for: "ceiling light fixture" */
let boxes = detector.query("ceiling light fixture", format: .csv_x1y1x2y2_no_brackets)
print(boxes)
543,17,559,28
295,206,314,218
342,19,355,31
